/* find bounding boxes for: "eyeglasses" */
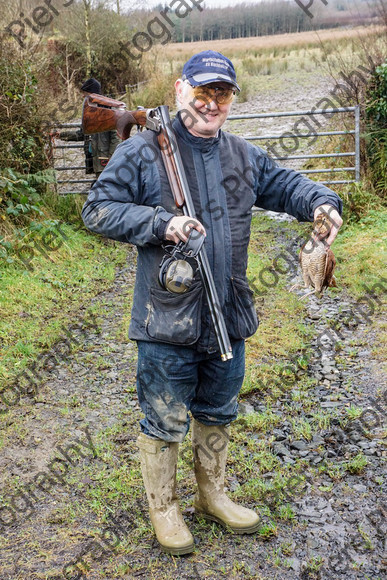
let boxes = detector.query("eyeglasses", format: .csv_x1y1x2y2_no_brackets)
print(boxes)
191,84,236,105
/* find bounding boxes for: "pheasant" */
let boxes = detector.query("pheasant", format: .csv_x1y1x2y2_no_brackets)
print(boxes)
291,215,337,298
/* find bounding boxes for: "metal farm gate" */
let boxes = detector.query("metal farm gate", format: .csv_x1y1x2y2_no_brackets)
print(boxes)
51,106,360,196
50,123,94,196
226,105,360,186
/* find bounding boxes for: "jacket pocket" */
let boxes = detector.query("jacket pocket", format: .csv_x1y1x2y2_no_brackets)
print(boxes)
228,277,259,339
146,282,203,345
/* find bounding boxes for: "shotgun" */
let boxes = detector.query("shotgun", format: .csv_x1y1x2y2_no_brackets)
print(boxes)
82,97,233,361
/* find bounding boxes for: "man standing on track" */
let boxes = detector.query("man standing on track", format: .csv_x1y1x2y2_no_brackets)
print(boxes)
81,50,343,555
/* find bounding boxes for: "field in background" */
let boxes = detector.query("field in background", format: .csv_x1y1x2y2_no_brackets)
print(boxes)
162,25,384,59
130,25,385,109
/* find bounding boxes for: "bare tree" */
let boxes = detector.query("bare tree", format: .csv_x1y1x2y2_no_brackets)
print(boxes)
83,0,92,77
56,43,82,103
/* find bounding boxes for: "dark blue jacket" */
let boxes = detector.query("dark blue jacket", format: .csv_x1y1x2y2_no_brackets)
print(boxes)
81,113,342,353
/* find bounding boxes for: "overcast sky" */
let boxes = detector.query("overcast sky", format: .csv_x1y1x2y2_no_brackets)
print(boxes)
141,0,270,9
183,0,261,6
198,0,261,6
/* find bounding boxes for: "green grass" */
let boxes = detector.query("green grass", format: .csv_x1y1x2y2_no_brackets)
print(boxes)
257,522,278,541
346,406,364,420
345,452,368,475
240,410,281,433
290,417,313,442
305,556,324,574
0,222,129,384
333,208,387,298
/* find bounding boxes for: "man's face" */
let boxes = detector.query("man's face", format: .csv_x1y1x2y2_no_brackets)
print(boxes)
175,80,235,138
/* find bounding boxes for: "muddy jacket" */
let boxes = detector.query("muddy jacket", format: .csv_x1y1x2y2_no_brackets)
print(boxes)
81,113,342,353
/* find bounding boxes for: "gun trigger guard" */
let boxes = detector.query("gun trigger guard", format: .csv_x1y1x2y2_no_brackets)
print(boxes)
177,231,205,259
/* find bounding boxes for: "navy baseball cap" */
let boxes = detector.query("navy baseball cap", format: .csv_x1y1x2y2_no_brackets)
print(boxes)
182,50,240,92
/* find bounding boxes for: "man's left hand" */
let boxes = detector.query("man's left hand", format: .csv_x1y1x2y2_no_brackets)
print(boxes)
314,204,343,246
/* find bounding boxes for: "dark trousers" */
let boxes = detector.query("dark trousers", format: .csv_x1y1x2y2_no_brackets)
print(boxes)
136,339,245,442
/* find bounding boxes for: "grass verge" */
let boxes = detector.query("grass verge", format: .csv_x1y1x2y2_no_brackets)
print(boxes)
0,222,129,384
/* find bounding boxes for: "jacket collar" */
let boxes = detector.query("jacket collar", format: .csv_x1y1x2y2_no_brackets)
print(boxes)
173,111,221,151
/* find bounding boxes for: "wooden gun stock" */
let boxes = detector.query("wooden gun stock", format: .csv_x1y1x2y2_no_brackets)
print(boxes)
81,93,147,140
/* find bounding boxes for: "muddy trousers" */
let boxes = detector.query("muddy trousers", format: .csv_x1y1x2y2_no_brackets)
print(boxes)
136,339,245,442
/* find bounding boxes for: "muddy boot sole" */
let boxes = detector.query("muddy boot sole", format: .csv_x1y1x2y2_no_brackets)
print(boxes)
159,541,195,555
195,511,260,534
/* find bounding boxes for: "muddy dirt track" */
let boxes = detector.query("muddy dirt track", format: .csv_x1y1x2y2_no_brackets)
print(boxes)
0,218,385,580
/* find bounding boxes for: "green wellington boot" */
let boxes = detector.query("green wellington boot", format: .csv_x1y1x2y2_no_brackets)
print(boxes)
136,433,194,555
192,419,260,534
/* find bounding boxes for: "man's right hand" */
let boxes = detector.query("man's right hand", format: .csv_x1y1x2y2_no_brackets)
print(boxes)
165,216,206,243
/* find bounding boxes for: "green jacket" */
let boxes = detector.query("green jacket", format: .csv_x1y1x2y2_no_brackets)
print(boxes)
59,128,120,174
89,130,121,174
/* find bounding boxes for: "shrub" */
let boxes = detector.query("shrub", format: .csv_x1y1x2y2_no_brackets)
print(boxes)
365,60,387,197
0,168,56,224
0,45,48,174
0,168,57,264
